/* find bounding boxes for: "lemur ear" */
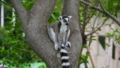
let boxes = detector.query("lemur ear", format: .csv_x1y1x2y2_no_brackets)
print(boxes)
68,15,72,19
59,16,63,20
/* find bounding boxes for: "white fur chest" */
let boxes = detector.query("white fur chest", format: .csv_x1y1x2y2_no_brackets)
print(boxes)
60,25,67,33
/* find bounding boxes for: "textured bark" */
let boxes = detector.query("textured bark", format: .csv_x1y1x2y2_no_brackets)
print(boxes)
10,0,82,68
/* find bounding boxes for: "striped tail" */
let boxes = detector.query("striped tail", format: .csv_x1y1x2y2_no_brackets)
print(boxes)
60,44,70,68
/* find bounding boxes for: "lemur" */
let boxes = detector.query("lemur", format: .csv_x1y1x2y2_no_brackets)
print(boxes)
48,15,72,50
48,15,72,68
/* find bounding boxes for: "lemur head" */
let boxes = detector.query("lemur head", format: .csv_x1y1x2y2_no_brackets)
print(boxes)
59,15,72,25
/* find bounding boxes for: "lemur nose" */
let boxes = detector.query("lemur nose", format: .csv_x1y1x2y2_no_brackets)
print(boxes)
66,23,69,25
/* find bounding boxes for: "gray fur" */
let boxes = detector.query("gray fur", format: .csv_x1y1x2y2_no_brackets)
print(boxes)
48,15,72,50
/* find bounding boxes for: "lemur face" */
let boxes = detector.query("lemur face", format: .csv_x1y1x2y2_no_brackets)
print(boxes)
59,15,72,25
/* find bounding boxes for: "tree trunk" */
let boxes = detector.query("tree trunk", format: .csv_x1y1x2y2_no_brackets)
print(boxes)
10,0,82,68
62,0,82,68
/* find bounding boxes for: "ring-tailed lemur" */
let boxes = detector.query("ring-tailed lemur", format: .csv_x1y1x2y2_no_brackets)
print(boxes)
48,15,72,50
60,44,70,68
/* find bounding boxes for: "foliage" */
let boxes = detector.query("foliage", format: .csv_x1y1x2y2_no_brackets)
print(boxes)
79,0,120,66
106,26,120,44
101,0,120,16
21,0,36,10
79,54,89,64
30,62,46,68
0,0,63,67
0,0,46,68
0,14,42,68
79,44,89,64
48,0,63,24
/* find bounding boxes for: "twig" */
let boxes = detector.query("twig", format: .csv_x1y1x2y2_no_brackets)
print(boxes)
98,0,105,11
80,0,120,26
86,0,99,23
88,15,97,46
81,0,89,36
86,46,95,68
86,19,106,36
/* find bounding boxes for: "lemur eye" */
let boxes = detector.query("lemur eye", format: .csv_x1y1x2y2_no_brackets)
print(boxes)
63,19,67,22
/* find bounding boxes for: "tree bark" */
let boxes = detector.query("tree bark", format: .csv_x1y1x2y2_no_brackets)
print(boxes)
10,0,82,68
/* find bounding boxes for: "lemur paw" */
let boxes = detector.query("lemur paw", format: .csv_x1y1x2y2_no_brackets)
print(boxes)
66,41,71,48
55,44,59,51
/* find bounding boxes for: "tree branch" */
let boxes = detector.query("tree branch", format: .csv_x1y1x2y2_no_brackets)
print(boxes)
10,0,81,68
10,0,58,68
22,0,57,67
30,0,56,20
80,0,120,26
98,0,105,12
81,0,89,41
10,0,27,24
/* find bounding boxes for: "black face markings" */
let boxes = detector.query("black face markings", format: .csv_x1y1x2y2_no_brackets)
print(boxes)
63,19,67,22
63,66,70,68
59,15,71,25
62,15,70,22
62,15,69,18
